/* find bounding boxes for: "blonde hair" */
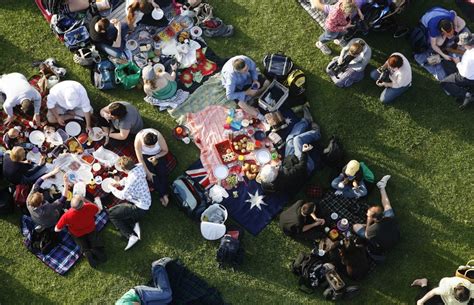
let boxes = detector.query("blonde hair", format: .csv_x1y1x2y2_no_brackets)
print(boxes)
117,156,135,171
349,41,364,56
341,0,356,15
10,146,25,162
27,192,44,208
127,0,153,27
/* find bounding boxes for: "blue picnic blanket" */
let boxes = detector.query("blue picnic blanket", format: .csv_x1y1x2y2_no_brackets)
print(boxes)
20,211,108,275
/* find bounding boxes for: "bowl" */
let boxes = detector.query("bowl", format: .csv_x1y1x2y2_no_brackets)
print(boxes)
126,39,138,51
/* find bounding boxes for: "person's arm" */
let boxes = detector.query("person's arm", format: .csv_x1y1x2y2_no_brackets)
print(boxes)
109,128,130,140
83,111,93,134
32,90,42,115
150,0,160,8
54,214,66,232
248,59,259,82
134,136,154,180
224,76,247,102
302,219,324,232
430,37,451,61
112,20,122,48
416,287,443,305
154,132,168,158
453,14,466,33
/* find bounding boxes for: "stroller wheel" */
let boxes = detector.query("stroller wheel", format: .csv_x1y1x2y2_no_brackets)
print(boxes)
393,26,410,38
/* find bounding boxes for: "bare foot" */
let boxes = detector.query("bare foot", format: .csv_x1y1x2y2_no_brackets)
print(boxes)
411,278,428,287
161,195,169,207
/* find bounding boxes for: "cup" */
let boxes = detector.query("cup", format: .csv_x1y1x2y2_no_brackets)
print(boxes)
330,212,339,220
318,249,326,256
182,137,191,144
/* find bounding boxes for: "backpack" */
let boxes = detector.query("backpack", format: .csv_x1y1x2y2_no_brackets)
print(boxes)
216,232,244,269
28,229,59,255
73,46,101,67
63,25,90,51
409,24,429,54
322,136,345,169
92,59,116,90
285,69,306,96
263,53,294,80
291,252,326,290
171,175,209,220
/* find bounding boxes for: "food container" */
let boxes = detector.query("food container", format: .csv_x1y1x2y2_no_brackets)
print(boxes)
215,140,237,165
258,79,289,112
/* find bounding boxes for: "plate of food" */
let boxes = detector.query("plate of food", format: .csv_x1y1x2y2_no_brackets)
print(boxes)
126,39,138,51
66,138,83,154
65,121,81,137
232,135,253,155
242,161,259,180
89,127,105,141
26,151,42,164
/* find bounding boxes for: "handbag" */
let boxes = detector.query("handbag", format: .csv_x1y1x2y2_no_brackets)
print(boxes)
455,260,474,283
64,25,90,50
115,62,141,90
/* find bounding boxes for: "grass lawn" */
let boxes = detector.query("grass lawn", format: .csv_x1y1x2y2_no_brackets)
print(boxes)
0,0,473,304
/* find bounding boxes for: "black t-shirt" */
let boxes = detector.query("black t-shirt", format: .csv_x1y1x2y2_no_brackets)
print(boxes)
2,153,34,184
88,16,117,45
366,217,400,251
279,200,311,236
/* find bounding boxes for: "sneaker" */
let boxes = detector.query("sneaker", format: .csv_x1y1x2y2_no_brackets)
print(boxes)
459,93,473,110
315,41,331,55
377,175,391,189
124,234,139,251
133,222,141,240
333,39,347,47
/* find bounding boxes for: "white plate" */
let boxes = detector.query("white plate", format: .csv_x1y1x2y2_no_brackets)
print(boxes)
26,151,42,164
89,127,105,141
65,121,81,137
101,178,115,193
94,176,103,184
126,39,138,51
76,168,93,183
255,149,271,165
67,171,78,183
190,26,202,38
153,63,165,74
92,163,102,172
151,8,164,20
213,165,229,180
73,182,86,197
29,130,46,146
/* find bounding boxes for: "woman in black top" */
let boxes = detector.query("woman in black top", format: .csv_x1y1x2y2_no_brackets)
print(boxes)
2,146,47,185
88,16,129,59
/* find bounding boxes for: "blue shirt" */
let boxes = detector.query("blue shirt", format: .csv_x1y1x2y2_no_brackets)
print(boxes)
221,55,259,102
421,7,455,38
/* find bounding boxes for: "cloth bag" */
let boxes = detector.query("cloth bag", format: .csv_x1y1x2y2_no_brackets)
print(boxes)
455,260,474,283
115,62,141,90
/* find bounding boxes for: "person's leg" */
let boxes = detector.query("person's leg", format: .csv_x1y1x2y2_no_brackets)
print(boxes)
95,42,126,59
319,30,341,44
379,187,393,213
440,72,469,98
154,157,170,198
108,203,137,238
412,279,444,305
87,230,107,263
370,69,381,81
380,85,410,104
284,118,311,157
73,234,98,268
134,264,172,304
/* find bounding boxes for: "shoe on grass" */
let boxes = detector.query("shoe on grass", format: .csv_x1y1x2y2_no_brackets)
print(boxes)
315,41,331,55
125,234,139,251
459,92,473,110
377,175,391,189
411,278,428,287
333,39,347,47
133,222,141,240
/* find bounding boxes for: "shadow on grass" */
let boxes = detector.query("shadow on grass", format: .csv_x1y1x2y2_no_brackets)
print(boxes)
0,268,55,304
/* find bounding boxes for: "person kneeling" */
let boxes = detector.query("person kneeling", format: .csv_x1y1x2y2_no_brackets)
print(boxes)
326,38,371,88
279,201,325,241
109,156,152,251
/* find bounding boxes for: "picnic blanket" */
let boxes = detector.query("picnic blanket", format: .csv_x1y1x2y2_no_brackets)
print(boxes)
20,211,108,275
186,160,288,236
318,192,369,226
169,74,235,122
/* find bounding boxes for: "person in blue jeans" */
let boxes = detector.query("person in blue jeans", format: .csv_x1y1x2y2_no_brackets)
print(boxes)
331,159,367,198
116,260,172,305
284,118,321,173
88,16,129,59
370,52,412,104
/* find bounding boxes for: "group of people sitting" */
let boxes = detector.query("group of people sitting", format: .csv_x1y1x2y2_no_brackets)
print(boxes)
308,0,473,109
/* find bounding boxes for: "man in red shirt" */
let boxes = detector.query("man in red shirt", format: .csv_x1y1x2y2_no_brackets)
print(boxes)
55,195,107,268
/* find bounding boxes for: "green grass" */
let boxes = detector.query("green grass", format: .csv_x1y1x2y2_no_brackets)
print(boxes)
1,0,473,304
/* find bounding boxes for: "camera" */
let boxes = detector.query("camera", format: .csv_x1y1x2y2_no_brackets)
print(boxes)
328,55,355,79
377,66,392,83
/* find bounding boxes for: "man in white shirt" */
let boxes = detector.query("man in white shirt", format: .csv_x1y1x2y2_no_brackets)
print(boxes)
412,276,472,305
370,52,412,104
46,80,93,133
0,73,42,126
441,32,474,109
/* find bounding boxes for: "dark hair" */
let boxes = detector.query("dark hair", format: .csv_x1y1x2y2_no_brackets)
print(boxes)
388,55,403,69
21,99,34,116
233,58,247,71
454,285,470,302
143,132,158,146
97,18,110,33
301,202,315,216
439,19,453,33
370,206,384,221
109,103,127,119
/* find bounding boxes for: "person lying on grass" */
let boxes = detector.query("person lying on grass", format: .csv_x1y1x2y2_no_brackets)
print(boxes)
411,277,472,305
220,55,269,121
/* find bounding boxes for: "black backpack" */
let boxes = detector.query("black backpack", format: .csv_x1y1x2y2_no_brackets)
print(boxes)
263,53,294,80
171,175,209,220
322,136,345,169
28,229,59,255
216,234,244,269
409,24,429,54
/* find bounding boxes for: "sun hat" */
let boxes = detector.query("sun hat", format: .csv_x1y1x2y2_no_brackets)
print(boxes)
458,32,474,46
344,160,360,177
141,65,156,81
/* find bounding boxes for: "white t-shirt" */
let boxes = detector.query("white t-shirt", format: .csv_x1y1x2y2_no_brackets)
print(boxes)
137,128,162,156
438,277,473,305
457,48,474,80
0,73,42,116
46,80,92,113
389,52,412,88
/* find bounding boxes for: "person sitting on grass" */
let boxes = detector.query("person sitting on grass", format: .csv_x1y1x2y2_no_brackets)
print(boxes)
220,55,269,121
126,0,170,31
98,101,144,146
440,32,474,110
142,63,179,100
0,72,42,126
370,52,412,104
55,195,107,268
3,127,22,150
331,160,367,198
88,16,129,60
420,7,467,63
258,118,321,194
46,80,94,134
279,200,325,241
108,156,151,251
352,175,400,254
27,167,68,230
326,38,371,88
2,146,48,185
134,128,170,207
311,0,363,55
411,277,472,305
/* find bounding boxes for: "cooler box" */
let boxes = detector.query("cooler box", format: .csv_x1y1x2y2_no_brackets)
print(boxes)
258,80,289,112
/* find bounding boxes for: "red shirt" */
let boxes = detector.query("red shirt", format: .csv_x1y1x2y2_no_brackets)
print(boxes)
324,3,351,33
56,203,99,237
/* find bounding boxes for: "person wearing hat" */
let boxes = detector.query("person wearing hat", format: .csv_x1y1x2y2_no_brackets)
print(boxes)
142,63,179,100
331,160,368,198
0,72,42,126
440,32,474,110
55,195,106,268
46,80,94,134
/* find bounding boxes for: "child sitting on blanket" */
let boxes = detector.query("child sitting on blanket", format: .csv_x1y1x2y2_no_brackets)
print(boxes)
142,63,179,100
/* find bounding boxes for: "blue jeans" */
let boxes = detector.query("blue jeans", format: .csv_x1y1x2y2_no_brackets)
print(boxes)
331,174,368,198
370,69,410,104
135,262,172,305
319,30,343,44
285,118,321,173
96,22,129,59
